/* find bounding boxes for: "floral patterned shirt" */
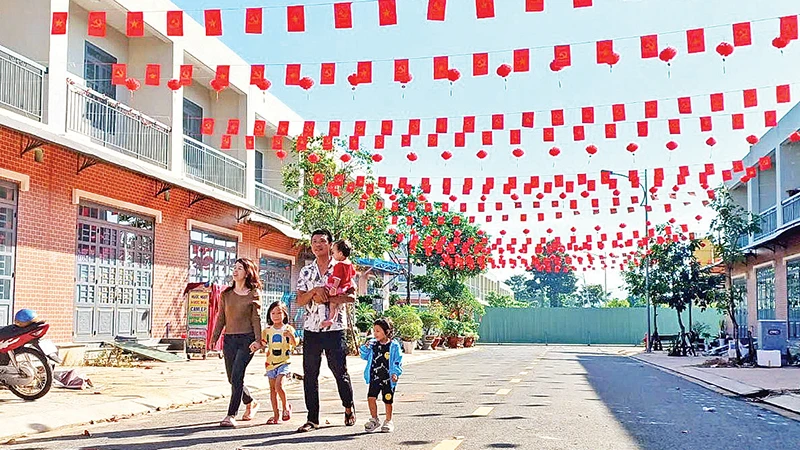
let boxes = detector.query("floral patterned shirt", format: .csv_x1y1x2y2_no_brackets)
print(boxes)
296,259,347,332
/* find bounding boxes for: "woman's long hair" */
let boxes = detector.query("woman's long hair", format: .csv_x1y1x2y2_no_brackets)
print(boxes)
225,258,263,292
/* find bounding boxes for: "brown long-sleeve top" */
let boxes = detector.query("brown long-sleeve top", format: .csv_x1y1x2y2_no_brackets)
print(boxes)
211,288,262,344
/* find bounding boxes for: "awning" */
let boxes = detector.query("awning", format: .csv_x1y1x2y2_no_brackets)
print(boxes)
248,213,304,240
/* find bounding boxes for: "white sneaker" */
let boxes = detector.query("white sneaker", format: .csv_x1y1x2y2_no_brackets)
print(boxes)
364,417,381,433
220,415,236,428
381,420,394,433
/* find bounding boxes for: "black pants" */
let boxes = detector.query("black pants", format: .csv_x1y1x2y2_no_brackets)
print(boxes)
223,333,256,417
303,330,354,424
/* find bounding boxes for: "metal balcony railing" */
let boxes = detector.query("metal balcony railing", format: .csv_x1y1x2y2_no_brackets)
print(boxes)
66,82,170,169
753,206,777,241
0,45,44,121
183,136,246,197
255,182,297,223
735,234,749,249
783,193,800,226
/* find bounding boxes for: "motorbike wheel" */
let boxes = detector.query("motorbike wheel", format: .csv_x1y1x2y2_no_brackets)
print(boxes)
7,347,53,401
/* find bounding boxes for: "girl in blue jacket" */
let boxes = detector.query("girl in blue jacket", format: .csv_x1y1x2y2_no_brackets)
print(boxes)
360,317,403,433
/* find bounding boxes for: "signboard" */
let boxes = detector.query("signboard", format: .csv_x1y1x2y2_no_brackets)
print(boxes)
187,291,210,356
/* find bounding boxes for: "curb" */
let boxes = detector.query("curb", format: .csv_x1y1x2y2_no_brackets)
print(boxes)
3,347,477,444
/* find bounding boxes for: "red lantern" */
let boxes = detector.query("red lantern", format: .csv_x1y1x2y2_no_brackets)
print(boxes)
496,64,512,78
298,76,314,90
312,173,325,185
695,215,702,221
340,154,352,163
125,77,141,92
307,153,320,163
666,141,678,151
210,78,225,93
167,79,182,91
257,79,272,91
276,149,287,159
308,188,319,197
512,148,524,158
476,149,488,159
406,152,418,162
746,135,759,145
706,137,717,147
659,47,677,63
626,143,639,153
548,147,561,157
441,151,453,160
549,60,564,72
372,154,383,162
585,145,598,156
773,37,788,50
606,52,620,67
447,68,461,82
715,42,734,58
347,73,359,88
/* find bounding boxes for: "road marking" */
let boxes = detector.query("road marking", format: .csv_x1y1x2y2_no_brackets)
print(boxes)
519,371,528,375
470,406,494,416
496,388,511,395
432,439,464,450
510,378,521,383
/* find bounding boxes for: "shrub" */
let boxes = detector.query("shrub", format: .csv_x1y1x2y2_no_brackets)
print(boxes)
419,310,443,336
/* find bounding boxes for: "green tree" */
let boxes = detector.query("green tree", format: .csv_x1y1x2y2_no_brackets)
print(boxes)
526,241,577,307
697,187,760,361
604,298,631,308
505,274,540,305
486,291,529,308
575,284,608,308
413,271,485,321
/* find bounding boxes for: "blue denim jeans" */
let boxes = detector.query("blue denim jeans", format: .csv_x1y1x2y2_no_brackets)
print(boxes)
223,333,256,417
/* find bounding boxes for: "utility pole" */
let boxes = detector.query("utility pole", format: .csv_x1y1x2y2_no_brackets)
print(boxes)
406,239,412,305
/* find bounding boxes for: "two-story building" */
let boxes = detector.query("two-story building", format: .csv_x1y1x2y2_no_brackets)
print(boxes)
0,0,305,344
726,101,800,341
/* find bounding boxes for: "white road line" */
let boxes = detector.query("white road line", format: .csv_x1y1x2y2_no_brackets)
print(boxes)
470,406,494,416
510,378,521,383
496,388,511,395
432,439,464,450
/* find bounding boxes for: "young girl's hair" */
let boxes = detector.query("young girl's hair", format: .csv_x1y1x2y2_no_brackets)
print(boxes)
373,317,394,339
332,239,352,258
266,301,289,326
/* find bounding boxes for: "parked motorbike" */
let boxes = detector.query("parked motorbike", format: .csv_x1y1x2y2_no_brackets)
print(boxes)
0,309,60,400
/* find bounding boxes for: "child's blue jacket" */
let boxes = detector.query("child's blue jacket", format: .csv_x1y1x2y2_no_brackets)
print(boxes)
359,338,403,389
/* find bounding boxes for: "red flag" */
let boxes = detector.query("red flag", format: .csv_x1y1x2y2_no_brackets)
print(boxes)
573,126,585,141
765,110,777,127
686,28,705,53
612,104,626,122
409,119,421,135
476,0,495,19
314,62,333,85
526,0,545,12
204,9,222,36
381,120,393,135
637,121,649,137
510,129,521,145
573,0,592,7
513,49,530,72
428,134,439,147
272,135,283,150
605,124,617,139
522,112,534,128
401,135,411,147
215,65,230,86
87,11,106,37
329,121,341,136
455,132,466,147
554,45,571,66
733,160,745,172
246,136,255,150
700,116,713,132
781,15,798,40
145,64,160,86
492,114,504,130
166,11,183,36
323,136,334,149
51,12,68,35
111,64,127,86
303,121,315,136
277,122,289,136
645,100,658,118
179,65,193,86
543,128,555,142
482,131,493,145
221,135,232,150
250,65,265,85
227,119,240,135
379,0,398,26
551,109,564,126
201,118,215,135
710,93,724,111
732,114,745,130
678,97,692,114
354,121,366,136
733,22,751,46
473,53,489,76
428,0,446,21
375,135,385,149
436,118,448,133
334,3,353,29
759,156,772,171
582,107,594,124
463,116,476,132
287,5,306,32
245,8,263,34
349,136,359,150
126,12,144,37
254,120,266,137
640,35,658,58
743,89,758,107
596,40,613,64
357,61,372,83
722,170,732,181
776,84,791,103
433,56,449,79
285,64,301,86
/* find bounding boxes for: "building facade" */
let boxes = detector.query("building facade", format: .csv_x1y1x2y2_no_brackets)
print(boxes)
726,101,800,340
0,0,305,343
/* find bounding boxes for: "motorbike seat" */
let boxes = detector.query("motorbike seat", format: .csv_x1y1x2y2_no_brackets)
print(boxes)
0,322,41,341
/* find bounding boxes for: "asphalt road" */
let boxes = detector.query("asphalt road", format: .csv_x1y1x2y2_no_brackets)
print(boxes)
8,346,800,450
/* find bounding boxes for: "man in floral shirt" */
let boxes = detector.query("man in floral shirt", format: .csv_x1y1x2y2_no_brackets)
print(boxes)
295,229,356,433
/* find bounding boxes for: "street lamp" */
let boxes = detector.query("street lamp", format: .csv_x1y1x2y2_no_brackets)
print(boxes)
602,169,652,353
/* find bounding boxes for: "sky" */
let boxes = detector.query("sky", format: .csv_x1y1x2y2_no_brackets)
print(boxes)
174,0,800,297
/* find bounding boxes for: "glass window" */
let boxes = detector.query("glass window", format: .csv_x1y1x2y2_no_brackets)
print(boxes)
183,99,203,143
255,151,264,185
733,277,748,338
756,266,776,320
189,230,237,285
84,42,117,99
787,259,800,339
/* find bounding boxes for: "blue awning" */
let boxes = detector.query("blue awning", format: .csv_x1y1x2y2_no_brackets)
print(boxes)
354,258,403,274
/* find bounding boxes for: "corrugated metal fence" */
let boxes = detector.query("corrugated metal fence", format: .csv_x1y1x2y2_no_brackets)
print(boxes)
478,307,724,345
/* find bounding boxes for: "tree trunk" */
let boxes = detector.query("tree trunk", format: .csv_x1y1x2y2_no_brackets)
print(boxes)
345,303,359,355
726,265,742,362
676,308,687,356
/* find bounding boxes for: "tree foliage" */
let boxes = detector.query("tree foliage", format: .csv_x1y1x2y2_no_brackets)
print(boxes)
486,291,529,308
525,241,577,307
413,271,485,320
505,274,540,305
575,284,608,308
604,298,631,308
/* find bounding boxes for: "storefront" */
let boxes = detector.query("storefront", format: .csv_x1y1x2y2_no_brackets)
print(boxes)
0,180,17,326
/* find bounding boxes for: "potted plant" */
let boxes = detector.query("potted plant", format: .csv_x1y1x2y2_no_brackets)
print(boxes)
442,319,464,349
356,303,377,334
386,305,423,354
419,310,443,351
463,321,479,348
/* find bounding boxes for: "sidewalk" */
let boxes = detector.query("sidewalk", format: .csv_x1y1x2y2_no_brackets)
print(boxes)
0,347,477,443
633,352,800,416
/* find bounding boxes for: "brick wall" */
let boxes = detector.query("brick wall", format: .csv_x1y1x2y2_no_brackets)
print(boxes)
0,126,300,343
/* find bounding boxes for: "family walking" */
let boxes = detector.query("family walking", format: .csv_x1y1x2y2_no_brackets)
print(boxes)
209,229,403,434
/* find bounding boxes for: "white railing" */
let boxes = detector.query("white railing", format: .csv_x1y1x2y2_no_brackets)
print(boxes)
783,193,800,226
255,182,297,223
66,81,170,169
754,206,778,241
0,44,44,121
183,136,246,197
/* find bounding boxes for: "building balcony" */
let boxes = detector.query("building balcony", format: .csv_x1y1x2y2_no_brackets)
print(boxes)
255,182,297,223
753,205,778,242
736,234,750,249
783,193,800,226
183,136,246,197
66,81,171,169
0,44,44,121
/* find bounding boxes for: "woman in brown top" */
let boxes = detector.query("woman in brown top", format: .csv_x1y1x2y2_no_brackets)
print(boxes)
211,258,263,428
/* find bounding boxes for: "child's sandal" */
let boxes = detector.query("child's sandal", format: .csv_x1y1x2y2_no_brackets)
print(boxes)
282,404,292,421
266,417,279,425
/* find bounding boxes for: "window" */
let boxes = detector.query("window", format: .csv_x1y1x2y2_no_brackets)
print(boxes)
732,277,747,338
788,259,800,339
189,230,237,285
84,42,116,99
756,266,776,320
183,99,203,143
255,151,264,185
